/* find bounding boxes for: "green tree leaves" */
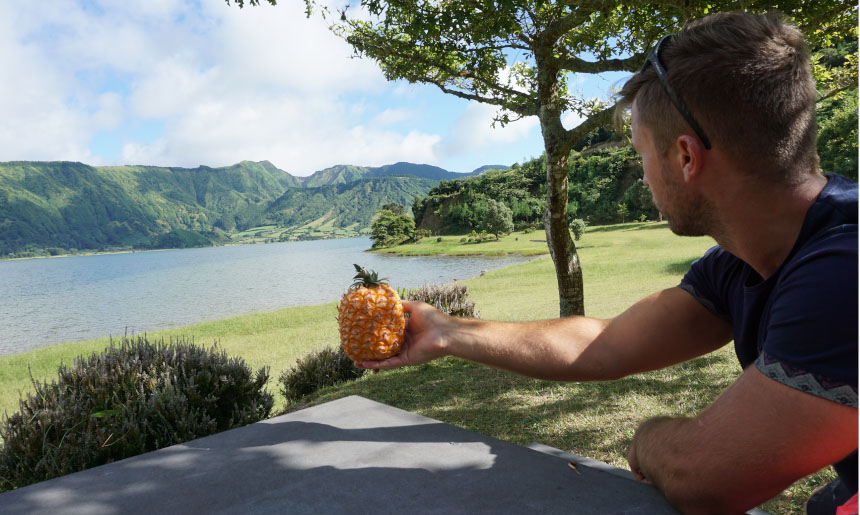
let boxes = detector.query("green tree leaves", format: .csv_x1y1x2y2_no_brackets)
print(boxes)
370,208,416,248
817,93,858,181
483,199,514,239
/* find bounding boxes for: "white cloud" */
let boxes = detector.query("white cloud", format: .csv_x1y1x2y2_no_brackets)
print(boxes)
0,0,454,175
0,3,95,163
121,93,441,174
129,57,217,119
0,1,547,175
562,111,586,131
437,102,539,157
370,108,413,127
93,93,124,130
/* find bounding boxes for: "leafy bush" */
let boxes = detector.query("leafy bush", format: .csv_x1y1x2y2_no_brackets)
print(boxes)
817,92,858,181
0,336,273,492
278,347,365,404
402,283,480,318
570,219,587,241
482,199,514,239
370,209,416,248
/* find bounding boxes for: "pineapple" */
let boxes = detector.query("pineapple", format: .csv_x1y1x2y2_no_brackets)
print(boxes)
337,264,406,362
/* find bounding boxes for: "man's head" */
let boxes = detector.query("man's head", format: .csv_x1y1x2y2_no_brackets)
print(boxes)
631,99,718,237
617,12,819,184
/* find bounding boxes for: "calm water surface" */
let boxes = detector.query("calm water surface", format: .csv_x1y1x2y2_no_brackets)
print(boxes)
0,238,532,355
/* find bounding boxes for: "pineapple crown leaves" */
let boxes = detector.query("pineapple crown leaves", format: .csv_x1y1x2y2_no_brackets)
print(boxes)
351,264,389,289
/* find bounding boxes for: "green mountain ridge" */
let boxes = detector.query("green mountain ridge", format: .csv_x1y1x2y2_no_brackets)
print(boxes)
298,161,498,188
0,159,502,257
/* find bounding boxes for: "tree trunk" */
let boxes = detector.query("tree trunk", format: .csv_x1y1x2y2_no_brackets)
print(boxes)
543,150,585,317
533,46,585,318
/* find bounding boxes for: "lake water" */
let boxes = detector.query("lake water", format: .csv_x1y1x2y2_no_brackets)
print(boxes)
0,238,533,356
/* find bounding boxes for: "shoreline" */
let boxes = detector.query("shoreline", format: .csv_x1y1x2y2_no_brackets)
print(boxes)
1,253,543,360
0,234,373,263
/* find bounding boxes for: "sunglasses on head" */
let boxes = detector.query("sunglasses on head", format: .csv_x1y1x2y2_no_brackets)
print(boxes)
639,34,712,150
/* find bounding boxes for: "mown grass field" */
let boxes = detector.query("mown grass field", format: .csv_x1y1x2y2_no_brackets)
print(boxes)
374,229,552,257
0,222,831,512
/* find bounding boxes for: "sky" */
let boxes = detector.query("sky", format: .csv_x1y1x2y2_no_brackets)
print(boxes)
0,0,630,176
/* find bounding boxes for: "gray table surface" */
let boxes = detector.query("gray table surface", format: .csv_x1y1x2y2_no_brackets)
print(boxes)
0,395,680,514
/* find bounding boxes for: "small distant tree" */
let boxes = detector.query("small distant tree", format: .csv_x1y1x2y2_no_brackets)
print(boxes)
370,209,416,248
616,203,629,223
569,219,587,241
483,199,514,240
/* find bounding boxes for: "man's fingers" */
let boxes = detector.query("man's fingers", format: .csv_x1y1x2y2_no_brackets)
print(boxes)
357,356,404,370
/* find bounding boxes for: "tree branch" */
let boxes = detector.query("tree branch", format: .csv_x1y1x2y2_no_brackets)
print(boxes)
562,103,617,144
558,52,646,74
559,0,686,10
817,84,857,103
541,7,594,45
348,32,534,104
419,77,539,116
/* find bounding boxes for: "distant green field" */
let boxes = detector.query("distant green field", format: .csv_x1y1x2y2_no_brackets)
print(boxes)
233,225,278,238
375,229,553,257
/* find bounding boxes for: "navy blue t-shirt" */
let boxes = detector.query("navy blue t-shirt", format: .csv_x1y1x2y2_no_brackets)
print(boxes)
679,173,858,491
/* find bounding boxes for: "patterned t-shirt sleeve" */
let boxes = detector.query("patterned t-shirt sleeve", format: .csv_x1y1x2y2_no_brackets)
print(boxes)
679,245,736,321
755,230,858,408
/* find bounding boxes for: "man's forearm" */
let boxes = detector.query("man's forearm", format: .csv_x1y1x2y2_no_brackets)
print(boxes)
438,315,614,381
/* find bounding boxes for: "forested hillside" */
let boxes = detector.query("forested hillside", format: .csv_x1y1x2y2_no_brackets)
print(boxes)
0,160,452,257
414,145,657,234
0,160,297,255
266,176,437,229
300,162,491,188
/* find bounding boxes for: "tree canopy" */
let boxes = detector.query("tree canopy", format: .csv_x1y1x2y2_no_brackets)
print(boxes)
229,0,857,316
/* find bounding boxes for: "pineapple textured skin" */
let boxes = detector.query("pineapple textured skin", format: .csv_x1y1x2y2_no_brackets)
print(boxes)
338,283,406,362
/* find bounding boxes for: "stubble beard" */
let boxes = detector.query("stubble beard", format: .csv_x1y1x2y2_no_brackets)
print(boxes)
658,163,716,237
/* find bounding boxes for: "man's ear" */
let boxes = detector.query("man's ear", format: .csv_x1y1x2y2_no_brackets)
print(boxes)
676,134,705,183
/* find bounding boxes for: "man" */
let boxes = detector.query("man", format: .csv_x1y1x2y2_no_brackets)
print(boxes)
357,12,858,514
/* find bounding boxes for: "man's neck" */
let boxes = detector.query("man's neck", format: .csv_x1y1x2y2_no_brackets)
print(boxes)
710,173,828,280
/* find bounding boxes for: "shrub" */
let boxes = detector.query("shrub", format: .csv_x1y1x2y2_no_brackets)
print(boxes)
402,283,480,318
0,336,273,492
371,209,416,248
570,219,587,241
279,346,365,404
481,199,514,239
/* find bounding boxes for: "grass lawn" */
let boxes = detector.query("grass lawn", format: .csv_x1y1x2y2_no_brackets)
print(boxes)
0,222,831,512
374,229,551,257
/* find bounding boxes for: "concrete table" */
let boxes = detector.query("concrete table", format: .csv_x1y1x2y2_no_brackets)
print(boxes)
0,395,679,514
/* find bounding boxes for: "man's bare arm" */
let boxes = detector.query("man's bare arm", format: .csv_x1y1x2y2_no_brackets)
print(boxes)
359,287,733,381
628,366,858,514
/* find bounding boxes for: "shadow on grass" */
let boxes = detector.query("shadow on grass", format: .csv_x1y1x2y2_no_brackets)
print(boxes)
294,351,739,471
587,222,669,233
664,257,698,275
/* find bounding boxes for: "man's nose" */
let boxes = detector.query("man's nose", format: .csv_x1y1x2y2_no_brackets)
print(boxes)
642,175,650,187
